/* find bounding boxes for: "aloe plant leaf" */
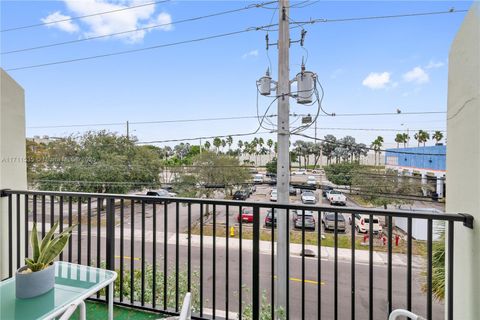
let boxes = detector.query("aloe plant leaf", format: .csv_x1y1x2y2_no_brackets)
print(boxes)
40,234,72,266
25,258,35,270
31,223,40,262
58,224,77,237
40,221,59,252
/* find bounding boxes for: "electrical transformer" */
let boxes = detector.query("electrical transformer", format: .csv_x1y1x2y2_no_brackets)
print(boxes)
295,70,315,104
258,71,272,96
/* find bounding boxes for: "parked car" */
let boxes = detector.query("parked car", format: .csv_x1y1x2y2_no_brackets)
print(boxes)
326,190,347,206
145,189,176,203
321,185,334,197
265,172,276,178
264,209,277,228
237,208,254,223
233,190,248,200
351,214,382,233
322,212,346,232
289,185,297,196
270,189,278,202
306,175,317,186
293,210,316,230
268,176,277,186
253,173,264,184
244,185,256,195
292,169,307,175
301,191,316,204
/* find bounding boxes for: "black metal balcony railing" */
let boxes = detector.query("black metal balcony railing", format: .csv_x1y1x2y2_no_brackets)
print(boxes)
1,189,474,320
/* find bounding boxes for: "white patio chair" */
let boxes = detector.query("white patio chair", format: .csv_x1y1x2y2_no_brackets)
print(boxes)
162,292,192,320
389,309,426,320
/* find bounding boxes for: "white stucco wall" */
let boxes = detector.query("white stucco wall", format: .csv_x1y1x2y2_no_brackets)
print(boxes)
0,69,27,279
445,4,479,319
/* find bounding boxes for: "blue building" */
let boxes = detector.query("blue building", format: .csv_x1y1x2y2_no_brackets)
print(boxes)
385,145,446,198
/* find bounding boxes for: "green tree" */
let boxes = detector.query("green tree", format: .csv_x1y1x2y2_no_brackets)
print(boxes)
204,140,211,150
213,137,222,153
226,135,233,151
432,131,444,144
321,135,337,165
266,139,274,159
265,158,277,175
176,151,249,199
414,130,430,147
394,133,404,148
237,140,244,152
401,133,410,148
32,131,162,194
221,139,226,152
351,168,426,209
371,136,384,166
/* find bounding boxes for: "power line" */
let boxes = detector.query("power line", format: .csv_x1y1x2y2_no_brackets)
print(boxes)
296,7,468,25
138,95,281,144
1,1,277,55
0,0,170,33
3,7,468,71
27,114,278,129
5,27,266,72
320,111,446,117
26,111,446,129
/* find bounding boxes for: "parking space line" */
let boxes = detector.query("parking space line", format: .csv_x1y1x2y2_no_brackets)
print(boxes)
274,275,325,285
115,255,141,261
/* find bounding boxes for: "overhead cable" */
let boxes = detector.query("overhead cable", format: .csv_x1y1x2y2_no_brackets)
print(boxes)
1,0,170,32
1,1,277,55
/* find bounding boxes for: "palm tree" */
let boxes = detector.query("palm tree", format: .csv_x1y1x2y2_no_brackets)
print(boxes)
401,133,410,148
243,142,251,161
414,130,430,147
395,133,404,148
226,135,233,151
237,140,244,154
267,139,273,152
433,131,444,145
371,136,384,166
221,139,226,152
204,141,211,150
213,137,222,153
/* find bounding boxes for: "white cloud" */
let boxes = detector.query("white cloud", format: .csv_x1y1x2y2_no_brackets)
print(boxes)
362,72,391,89
425,60,445,69
41,11,79,33
403,66,429,84
42,0,172,43
242,49,259,59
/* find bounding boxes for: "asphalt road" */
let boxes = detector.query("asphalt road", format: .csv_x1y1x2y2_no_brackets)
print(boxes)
26,173,444,319
62,232,443,320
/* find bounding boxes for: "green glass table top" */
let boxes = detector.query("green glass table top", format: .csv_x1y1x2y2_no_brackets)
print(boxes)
0,262,116,320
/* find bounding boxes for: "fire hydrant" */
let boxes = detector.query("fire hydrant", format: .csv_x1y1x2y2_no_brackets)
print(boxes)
395,234,400,246
230,226,235,237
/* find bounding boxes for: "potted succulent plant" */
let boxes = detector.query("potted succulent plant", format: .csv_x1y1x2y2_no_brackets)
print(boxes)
16,221,76,299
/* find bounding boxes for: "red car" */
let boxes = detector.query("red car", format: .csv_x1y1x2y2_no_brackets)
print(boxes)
237,208,254,223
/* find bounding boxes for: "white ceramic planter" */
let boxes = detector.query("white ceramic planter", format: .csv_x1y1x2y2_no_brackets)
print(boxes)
15,263,55,299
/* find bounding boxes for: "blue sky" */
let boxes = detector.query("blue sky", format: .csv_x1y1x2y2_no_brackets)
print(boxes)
0,0,473,148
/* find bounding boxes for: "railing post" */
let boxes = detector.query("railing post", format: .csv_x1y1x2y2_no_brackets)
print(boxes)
252,205,260,320
106,197,115,302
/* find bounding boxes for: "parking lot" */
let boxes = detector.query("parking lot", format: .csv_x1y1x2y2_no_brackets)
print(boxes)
206,173,357,236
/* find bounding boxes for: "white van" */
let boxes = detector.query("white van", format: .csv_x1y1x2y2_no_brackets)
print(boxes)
253,174,264,184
